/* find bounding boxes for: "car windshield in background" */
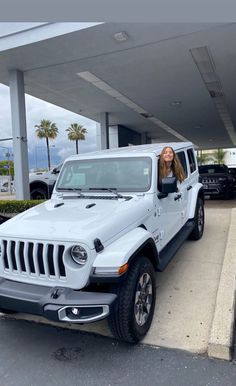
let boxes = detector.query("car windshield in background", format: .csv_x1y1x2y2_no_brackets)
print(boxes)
199,165,228,174
56,157,152,193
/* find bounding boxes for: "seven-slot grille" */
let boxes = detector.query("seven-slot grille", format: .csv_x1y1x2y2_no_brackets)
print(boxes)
202,178,217,183
1,239,66,281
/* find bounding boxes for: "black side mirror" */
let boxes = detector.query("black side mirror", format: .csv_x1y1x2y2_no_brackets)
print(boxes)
52,167,60,175
159,177,177,194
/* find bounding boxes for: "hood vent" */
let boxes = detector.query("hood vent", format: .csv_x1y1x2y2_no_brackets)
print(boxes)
86,203,96,209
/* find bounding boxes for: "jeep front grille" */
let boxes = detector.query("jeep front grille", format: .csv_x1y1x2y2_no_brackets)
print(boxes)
1,240,66,281
203,178,217,183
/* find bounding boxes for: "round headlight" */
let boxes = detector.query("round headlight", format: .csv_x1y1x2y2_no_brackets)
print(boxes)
70,245,88,265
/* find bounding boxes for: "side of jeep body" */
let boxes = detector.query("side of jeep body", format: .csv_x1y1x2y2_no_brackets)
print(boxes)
0,142,204,342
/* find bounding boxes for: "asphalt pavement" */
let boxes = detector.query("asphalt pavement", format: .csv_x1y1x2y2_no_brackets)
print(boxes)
0,317,236,386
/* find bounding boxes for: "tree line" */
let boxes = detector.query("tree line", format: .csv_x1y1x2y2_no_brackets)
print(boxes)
35,119,87,170
197,149,226,165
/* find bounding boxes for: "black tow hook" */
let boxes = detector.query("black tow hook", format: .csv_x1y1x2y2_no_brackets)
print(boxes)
51,287,65,299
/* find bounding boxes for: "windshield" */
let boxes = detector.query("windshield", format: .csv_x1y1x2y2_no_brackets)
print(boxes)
56,157,152,192
199,165,228,174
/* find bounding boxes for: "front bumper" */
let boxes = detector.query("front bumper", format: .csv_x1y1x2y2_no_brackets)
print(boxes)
202,183,226,196
0,278,117,323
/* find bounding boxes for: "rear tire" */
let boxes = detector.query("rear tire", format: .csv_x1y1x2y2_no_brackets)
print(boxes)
30,187,48,200
189,197,204,240
108,257,156,343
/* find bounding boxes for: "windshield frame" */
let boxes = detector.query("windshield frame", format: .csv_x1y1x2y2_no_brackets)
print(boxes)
55,156,153,194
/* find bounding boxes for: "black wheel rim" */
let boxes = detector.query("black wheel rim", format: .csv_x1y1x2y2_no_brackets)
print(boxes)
198,205,204,233
134,272,153,326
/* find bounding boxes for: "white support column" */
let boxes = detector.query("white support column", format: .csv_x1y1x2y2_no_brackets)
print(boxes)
9,69,30,200
109,126,119,149
100,112,109,149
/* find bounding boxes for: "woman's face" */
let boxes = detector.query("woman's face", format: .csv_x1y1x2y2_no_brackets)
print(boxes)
162,147,174,163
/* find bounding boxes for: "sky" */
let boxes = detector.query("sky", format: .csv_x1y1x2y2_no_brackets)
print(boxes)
0,22,102,171
0,83,98,170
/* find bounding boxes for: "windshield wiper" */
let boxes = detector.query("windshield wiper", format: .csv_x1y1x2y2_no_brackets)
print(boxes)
57,188,85,196
89,187,124,199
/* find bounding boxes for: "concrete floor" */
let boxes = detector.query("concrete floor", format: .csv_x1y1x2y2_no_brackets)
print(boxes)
3,199,235,358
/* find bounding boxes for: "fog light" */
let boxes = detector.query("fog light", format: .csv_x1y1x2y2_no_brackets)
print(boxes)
70,245,88,265
71,307,80,316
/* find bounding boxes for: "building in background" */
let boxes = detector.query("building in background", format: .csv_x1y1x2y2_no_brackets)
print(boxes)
198,148,236,167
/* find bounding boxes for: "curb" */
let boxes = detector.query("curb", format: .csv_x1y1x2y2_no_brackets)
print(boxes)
208,208,236,360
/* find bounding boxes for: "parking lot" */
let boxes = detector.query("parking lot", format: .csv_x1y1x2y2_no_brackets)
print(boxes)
2,198,235,359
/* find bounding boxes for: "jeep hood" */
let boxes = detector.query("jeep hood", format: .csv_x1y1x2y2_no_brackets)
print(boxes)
0,196,152,249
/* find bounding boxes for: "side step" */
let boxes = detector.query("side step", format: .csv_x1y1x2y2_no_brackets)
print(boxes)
158,220,195,271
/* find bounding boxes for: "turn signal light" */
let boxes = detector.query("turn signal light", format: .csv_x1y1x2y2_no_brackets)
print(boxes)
118,263,129,275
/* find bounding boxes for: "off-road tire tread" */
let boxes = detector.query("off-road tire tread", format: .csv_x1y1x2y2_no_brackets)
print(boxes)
108,256,156,343
189,197,204,240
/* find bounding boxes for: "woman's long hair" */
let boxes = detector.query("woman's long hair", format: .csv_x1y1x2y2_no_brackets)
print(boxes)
159,146,185,183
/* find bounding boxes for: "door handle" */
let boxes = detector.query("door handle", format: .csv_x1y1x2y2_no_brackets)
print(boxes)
187,185,192,191
174,193,182,201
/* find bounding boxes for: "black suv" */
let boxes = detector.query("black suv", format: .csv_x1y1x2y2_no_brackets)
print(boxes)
199,164,235,199
228,167,236,193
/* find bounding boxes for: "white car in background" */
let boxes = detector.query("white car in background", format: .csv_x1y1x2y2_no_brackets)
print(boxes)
0,180,15,193
29,164,62,199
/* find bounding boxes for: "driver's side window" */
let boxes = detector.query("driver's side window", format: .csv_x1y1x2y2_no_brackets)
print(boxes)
176,151,188,179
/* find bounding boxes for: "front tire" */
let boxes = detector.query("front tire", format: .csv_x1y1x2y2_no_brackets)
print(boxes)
108,257,156,343
189,197,204,240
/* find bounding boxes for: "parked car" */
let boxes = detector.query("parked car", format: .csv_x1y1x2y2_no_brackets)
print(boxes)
198,164,235,199
29,164,62,199
0,181,15,193
0,142,204,343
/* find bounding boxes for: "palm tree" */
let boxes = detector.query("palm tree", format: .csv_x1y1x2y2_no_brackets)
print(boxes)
212,148,226,164
35,119,58,170
66,123,87,154
196,150,213,165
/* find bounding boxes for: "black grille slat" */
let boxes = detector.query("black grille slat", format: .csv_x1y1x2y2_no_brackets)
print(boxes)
10,241,17,270
37,243,45,275
3,240,9,269
48,244,55,276
28,242,35,274
19,242,26,272
58,245,66,277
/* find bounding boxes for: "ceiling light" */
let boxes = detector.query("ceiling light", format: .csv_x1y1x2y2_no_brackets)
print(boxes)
170,101,182,107
140,112,154,118
77,71,100,82
113,31,128,42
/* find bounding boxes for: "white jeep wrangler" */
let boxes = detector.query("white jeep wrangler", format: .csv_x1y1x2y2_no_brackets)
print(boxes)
0,142,204,343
